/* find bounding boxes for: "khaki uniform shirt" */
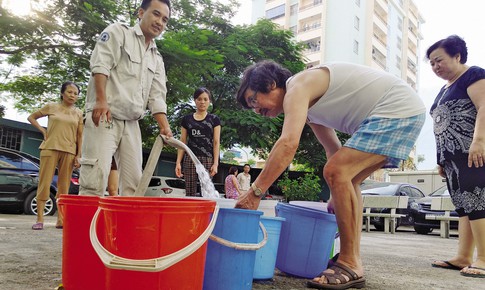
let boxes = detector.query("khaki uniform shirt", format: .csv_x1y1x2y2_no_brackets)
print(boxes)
85,22,167,120
38,103,83,155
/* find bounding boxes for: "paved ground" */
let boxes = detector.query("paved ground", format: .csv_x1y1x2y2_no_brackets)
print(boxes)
0,213,481,290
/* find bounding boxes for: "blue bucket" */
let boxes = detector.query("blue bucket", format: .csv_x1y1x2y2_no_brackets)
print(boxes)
253,216,286,280
275,203,338,278
203,208,264,290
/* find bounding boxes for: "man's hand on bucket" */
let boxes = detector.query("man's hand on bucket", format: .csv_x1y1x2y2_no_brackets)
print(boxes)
235,191,261,210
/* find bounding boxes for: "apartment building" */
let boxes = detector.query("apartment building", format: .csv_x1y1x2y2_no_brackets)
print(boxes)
251,0,424,91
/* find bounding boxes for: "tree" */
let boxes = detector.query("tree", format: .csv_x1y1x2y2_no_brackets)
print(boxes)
221,151,238,165
0,0,346,170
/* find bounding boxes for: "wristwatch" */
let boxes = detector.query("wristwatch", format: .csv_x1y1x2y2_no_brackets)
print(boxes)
251,183,263,197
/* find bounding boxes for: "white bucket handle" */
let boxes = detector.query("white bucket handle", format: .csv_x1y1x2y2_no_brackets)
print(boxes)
209,221,267,250
89,205,219,272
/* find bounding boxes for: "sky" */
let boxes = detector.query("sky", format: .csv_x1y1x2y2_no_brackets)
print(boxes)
228,0,485,170
4,0,485,169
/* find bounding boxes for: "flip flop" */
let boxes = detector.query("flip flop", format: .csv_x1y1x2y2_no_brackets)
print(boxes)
307,262,366,289
32,222,44,230
431,260,463,271
460,266,485,278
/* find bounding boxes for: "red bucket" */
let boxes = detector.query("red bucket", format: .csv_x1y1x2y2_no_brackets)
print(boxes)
90,197,218,290
58,195,105,290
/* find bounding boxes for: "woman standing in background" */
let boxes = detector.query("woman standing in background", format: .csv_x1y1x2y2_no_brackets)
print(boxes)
28,81,83,230
175,87,221,196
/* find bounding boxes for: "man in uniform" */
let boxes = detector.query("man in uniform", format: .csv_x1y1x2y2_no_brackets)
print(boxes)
80,0,172,196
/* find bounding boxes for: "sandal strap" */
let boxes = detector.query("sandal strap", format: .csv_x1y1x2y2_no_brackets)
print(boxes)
332,262,359,280
315,262,360,285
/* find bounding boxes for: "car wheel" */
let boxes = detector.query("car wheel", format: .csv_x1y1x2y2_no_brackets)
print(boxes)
374,218,400,231
23,190,57,216
414,225,433,235
373,224,384,231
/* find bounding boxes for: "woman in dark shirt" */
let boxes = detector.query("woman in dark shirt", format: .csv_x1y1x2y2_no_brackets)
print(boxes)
427,35,485,278
175,87,221,196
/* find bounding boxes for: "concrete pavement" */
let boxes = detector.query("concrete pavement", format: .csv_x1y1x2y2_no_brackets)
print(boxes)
0,213,482,290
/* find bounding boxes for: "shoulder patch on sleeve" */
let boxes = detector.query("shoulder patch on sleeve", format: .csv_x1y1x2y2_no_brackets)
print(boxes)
98,32,110,42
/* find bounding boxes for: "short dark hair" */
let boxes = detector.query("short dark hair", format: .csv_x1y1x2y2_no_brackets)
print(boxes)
236,60,292,109
60,81,80,99
243,164,250,168
141,0,171,14
228,166,238,175
193,87,211,101
426,35,468,64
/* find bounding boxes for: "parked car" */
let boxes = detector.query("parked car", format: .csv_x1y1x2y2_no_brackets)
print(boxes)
409,185,458,235
361,182,425,231
145,176,186,197
0,147,79,215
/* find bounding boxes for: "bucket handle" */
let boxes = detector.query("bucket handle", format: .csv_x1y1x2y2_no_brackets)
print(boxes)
209,221,267,250
89,205,220,272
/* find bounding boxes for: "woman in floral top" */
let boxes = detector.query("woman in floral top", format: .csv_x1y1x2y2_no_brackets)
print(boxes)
427,35,485,278
224,166,242,199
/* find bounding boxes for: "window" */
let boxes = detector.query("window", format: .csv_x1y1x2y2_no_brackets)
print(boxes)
165,179,186,189
397,36,402,50
266,4,285,20
290,25,297,35
353,40,359,54
398,17,403,31
355,0,360,7
2,151,39,171
0,126,22,151
354,16,360,30
408,187,425,198
290,4,298,16
149,177,162,187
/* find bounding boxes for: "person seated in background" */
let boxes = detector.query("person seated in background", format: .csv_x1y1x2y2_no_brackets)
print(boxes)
225,166,242,199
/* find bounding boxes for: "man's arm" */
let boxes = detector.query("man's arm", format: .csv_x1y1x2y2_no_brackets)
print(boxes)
153,112,173,138
91,74,110,126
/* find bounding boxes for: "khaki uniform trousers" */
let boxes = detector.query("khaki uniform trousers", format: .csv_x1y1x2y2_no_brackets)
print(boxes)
79,112,142,196
37,149,75,201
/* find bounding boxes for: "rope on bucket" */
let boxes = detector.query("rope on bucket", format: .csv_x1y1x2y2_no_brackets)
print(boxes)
209,222,268,250
89,205,220,272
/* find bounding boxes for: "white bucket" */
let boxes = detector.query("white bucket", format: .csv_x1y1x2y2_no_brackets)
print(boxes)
258,200,279,217
289,201,328,212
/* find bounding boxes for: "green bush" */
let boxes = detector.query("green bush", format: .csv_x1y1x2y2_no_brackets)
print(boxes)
277,172,321,202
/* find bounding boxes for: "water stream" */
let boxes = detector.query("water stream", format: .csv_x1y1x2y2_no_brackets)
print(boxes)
163,137,219,198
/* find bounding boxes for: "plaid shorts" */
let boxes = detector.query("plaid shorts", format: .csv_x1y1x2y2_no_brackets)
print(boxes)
344,113,425,168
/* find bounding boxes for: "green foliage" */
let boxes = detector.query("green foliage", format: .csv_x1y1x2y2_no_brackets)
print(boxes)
0,0,349,169
277,172,321,202
221,151,238,165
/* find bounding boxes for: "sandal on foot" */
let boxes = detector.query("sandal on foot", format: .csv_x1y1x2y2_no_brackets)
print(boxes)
460,266,485,278
431,260,464,270
32,222,44,230
307,262,366,289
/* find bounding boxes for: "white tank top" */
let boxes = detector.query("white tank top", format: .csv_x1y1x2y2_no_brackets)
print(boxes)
294,62,426,134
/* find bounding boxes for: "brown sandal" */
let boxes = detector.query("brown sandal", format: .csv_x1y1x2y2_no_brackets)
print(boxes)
307,262,366,289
